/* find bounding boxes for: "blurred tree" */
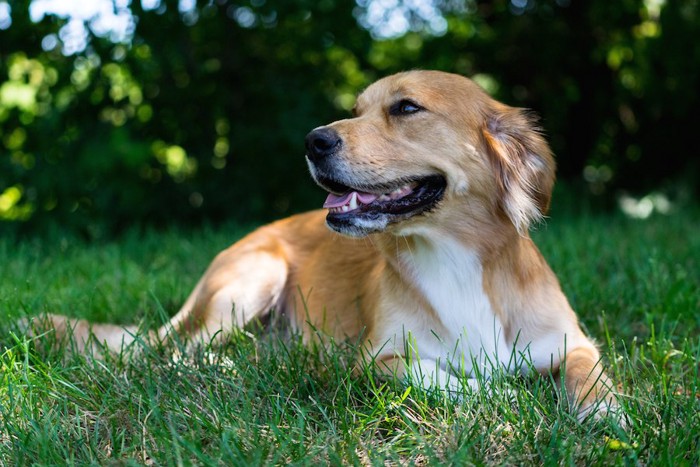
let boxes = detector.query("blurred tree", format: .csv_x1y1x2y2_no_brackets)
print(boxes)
0,0,697,236
1,0,376,236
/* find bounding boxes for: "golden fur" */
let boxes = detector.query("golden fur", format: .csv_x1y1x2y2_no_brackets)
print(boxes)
33,71,619,421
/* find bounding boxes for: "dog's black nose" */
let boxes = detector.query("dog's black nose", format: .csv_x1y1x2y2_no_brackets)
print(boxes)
305,127,341,163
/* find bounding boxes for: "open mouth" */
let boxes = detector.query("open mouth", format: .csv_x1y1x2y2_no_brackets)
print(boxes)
315,174,447,235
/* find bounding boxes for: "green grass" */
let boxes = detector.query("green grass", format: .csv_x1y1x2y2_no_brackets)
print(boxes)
1,206,699,465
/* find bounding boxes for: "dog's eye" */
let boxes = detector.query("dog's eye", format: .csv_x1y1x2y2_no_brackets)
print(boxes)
390,99,423,116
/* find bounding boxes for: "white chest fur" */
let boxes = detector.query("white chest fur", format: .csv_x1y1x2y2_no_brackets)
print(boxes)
398,236,512,377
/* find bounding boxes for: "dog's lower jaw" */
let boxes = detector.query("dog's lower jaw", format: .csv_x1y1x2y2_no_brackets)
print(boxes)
325,211,390,237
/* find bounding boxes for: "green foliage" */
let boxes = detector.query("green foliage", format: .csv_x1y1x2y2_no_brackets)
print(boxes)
1,0,699,236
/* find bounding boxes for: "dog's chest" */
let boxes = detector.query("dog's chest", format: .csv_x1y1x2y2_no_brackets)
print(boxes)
400,237,510,369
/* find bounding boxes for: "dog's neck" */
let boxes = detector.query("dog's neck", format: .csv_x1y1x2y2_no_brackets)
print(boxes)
381,213,521,264
374,224,532,328
396,235,488,314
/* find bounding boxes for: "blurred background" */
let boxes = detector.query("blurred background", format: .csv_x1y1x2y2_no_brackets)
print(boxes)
0,0,698,238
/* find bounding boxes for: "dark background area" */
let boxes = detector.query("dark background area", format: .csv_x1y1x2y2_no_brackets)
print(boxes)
1,0,698,238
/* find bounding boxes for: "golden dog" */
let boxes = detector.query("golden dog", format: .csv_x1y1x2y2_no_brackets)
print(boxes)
38,70,619,421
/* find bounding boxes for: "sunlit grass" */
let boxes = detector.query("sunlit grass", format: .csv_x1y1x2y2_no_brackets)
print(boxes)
1,207,699,464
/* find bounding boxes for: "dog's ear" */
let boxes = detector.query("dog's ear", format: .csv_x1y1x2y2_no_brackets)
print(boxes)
482,106,555,234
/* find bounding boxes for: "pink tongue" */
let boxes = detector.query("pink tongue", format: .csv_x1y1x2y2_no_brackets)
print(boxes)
323,191,378,208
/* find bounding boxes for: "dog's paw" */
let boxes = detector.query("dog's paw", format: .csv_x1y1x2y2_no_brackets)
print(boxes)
577,397,629,428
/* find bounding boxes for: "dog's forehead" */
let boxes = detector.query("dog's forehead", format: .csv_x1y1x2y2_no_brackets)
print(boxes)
354,71,479,113
358,73,431,102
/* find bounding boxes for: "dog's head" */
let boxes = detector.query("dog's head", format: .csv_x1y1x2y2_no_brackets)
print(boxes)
305,70,555,238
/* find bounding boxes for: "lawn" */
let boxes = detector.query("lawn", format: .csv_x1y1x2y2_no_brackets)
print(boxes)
1,203,699,465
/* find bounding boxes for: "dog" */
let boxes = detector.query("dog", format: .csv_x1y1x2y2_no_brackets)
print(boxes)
34,70,619,421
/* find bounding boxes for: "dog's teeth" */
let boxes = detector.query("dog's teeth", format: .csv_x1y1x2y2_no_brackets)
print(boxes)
349,192,358,210
387,185,411,199
378,194,390,202
342,205,349,212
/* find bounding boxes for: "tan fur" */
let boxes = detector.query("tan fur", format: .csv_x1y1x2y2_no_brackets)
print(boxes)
30,71,620,421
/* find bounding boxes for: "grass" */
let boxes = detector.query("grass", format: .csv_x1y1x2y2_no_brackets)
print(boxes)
1,204,699,465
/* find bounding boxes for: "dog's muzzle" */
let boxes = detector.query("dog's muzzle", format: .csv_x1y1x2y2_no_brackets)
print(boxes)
304,126,446,237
